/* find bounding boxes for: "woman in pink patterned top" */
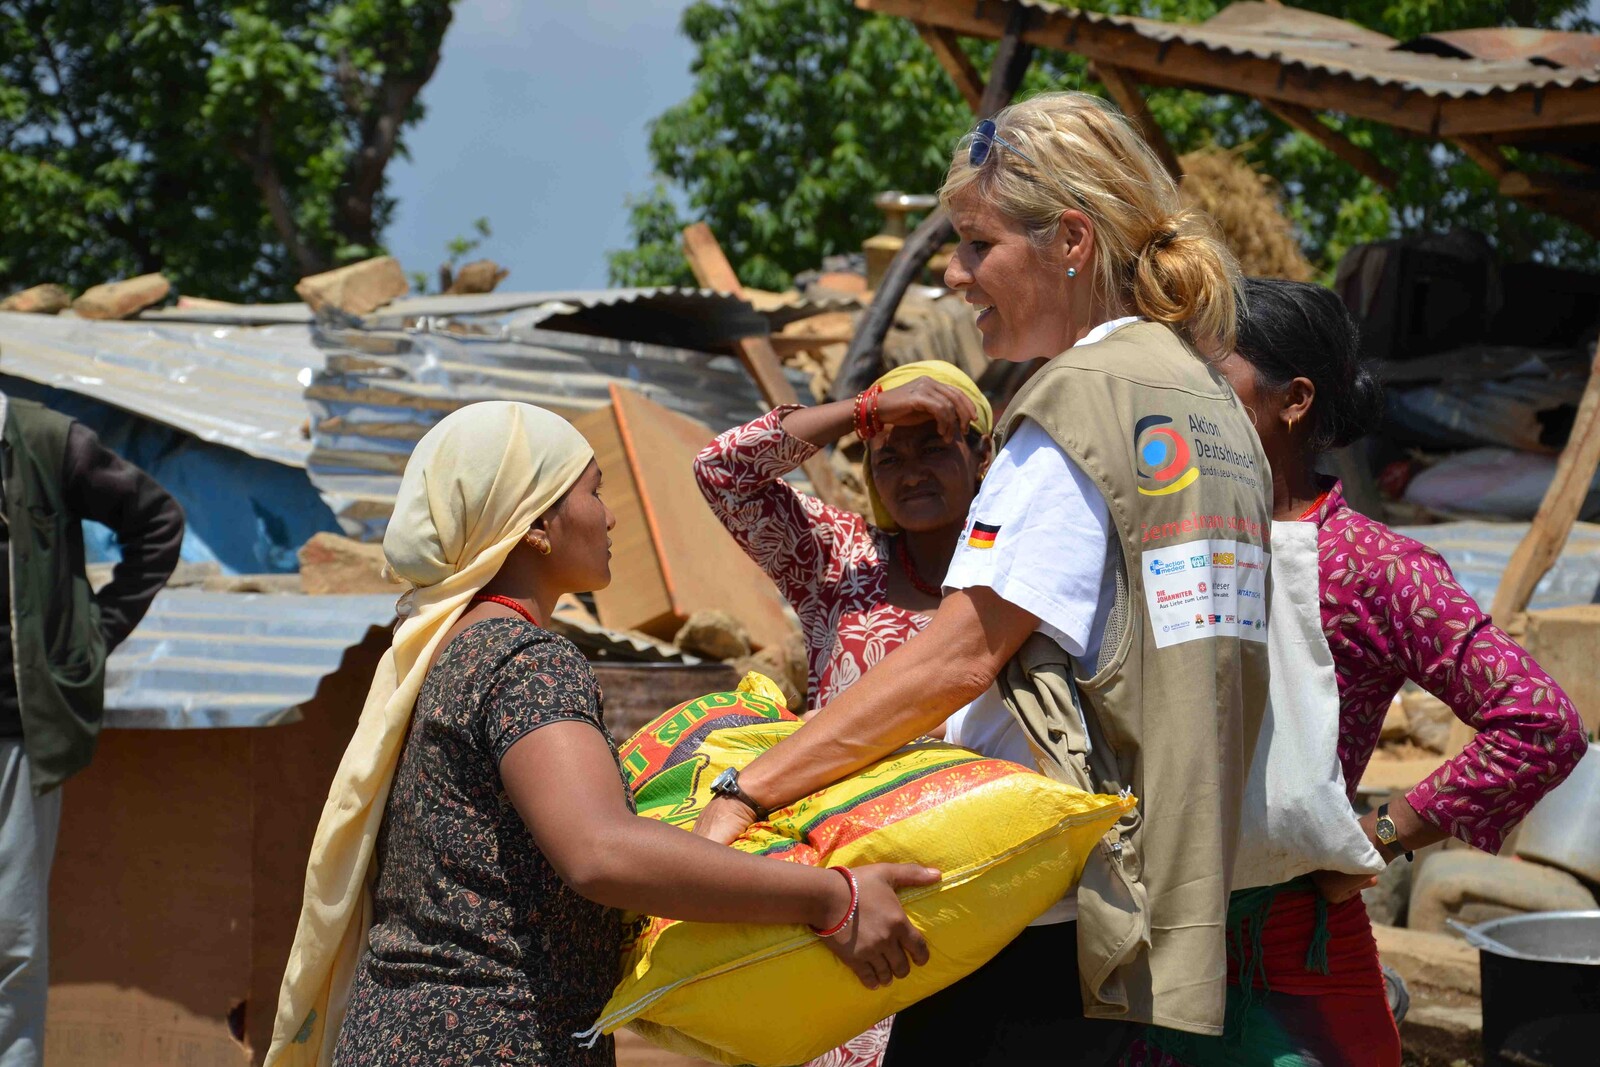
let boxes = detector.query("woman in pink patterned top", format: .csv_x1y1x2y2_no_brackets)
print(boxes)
695,360,991,1067
1139,277,1587,1066
695,361,993,712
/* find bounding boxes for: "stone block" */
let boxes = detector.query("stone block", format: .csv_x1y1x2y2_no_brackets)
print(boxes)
1380,697,1410,742
1408,849,1597,934
72,273,170,319
1373,923,1480,995
294,256,408,315
297,532,403,595
1523,604,1600,737
673,610,752,662
1363,854,1415,927
0,283,71,314
734,627,808,711
444,258,509,295
1401,688,1455,753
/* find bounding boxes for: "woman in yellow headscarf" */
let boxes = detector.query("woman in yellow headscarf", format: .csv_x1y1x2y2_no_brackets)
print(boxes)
267,401,937,1067
693,360,991,1067
695,360,992,714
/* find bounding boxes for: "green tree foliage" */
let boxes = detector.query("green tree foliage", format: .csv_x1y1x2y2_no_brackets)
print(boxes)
610,0,1597,290
0,0,458,302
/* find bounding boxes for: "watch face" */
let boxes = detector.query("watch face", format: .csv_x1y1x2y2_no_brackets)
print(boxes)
1376,816,1397,843
711,769,736,794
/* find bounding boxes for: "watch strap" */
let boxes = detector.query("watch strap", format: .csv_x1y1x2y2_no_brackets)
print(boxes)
1376,803,1414,863
714,769,770,822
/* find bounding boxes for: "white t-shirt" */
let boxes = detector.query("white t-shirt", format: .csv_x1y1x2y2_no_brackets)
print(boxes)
941,316,1138,924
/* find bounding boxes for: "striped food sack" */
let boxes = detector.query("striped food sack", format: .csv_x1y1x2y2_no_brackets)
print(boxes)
582,674,1135,1066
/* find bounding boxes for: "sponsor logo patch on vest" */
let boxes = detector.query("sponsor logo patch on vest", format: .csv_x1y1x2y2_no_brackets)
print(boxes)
1134,414,1199,497
967,520,1001,549
1142,538,1269,648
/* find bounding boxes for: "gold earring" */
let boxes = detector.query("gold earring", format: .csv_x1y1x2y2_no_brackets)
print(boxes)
526,532,552,556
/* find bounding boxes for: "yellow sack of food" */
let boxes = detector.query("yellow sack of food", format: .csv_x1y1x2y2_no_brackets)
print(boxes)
580,679,1134,1066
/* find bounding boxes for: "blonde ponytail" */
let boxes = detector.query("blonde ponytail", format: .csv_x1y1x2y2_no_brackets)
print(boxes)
1131,208,1241,354
940,92,1242,355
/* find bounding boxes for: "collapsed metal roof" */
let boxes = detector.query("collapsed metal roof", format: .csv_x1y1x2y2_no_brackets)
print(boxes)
305,323,797,541
0,311,322,467
103,589,395,728
102,587,698,730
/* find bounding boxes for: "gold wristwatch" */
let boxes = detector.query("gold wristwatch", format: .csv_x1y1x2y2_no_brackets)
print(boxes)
1375,803,1413,862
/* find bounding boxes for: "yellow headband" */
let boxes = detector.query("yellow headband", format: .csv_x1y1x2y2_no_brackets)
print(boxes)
862,360,992,532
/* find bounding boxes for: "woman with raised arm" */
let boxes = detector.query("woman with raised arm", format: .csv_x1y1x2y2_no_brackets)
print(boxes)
696,362,989,1067
693,92,1272,1064
265,402,937,1067
695,360,992,713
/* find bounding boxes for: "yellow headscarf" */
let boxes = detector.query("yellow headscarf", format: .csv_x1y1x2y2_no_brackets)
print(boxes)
266,402,594,1066
862,360,993,531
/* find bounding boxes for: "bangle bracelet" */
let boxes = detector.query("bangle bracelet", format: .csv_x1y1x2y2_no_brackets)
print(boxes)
813,866,858,937
853,391,872,440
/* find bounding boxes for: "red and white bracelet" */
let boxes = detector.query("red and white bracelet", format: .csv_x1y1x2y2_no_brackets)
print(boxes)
812,866,859,938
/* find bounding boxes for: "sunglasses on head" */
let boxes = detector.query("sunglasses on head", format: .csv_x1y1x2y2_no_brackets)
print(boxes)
963,119,1041,169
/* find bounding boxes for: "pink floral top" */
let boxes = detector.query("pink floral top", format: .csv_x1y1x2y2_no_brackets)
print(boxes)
694,408,929,712
1313,482,1586,852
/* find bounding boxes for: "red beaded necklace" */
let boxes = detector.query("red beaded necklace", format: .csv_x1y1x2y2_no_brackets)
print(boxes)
894,537,943,599
470,593,541,627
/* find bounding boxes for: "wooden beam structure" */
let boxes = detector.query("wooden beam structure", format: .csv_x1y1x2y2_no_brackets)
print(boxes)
831,6,1036,402
1263,101,1399,190
1438,336,1600,760
1453,135,1513,179
1095,63,1183,180
680,222,846,506
917,23,984,113
855,0,1600,238
857,0,1600,140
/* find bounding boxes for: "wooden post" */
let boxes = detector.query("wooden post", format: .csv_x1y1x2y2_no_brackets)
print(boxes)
1443,336,1600,759
1491,337,1600,622
1095,63,1182,181
680,222,846,506
917,23,984,113
1263,102,1399,190
830,9,1036,402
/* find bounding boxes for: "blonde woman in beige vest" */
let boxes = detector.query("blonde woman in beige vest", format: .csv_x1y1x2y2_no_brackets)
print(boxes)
694,92,1272,1063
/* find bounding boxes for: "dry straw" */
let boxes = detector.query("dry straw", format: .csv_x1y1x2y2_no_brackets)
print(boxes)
1179,148,1315,282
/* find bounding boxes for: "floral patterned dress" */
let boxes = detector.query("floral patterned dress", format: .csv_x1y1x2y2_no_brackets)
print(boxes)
695,408,925,1067
333,619,632,1067
1134,482,1586,1066
1314,482,1585,845
694,407,929,712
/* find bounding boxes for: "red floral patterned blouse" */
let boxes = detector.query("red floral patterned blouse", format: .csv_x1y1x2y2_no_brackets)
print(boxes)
1313,482,1585,851
694,408,928,712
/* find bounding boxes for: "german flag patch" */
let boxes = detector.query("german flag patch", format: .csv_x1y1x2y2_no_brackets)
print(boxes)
967,521,1001,549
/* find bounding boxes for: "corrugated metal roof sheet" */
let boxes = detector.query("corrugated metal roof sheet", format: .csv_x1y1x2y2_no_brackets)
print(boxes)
140,287,857,340
0,312,322,467
930,0,1600,98
1394,520,1600,611
103,589,395,728
102,589,697,729
305,324,792,541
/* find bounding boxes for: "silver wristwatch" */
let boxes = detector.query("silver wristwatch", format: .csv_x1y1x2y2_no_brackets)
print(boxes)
709,767,770,821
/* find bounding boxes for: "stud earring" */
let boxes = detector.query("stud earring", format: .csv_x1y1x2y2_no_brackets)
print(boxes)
1066,267,1077,278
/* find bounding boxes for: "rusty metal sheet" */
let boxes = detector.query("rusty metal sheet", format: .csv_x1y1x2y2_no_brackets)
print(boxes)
899,0,1600,98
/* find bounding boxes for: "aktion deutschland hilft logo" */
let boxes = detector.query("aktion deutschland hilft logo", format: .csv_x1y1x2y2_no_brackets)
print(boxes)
1134,414,1199,497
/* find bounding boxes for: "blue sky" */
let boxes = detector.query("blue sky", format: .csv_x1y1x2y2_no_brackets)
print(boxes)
383,1,696,292
384,0,1600,292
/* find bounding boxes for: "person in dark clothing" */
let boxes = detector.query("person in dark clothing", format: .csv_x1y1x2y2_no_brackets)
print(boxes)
0,394,183,1067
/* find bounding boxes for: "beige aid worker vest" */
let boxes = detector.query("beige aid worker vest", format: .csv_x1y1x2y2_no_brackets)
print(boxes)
996,321,1272,1036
